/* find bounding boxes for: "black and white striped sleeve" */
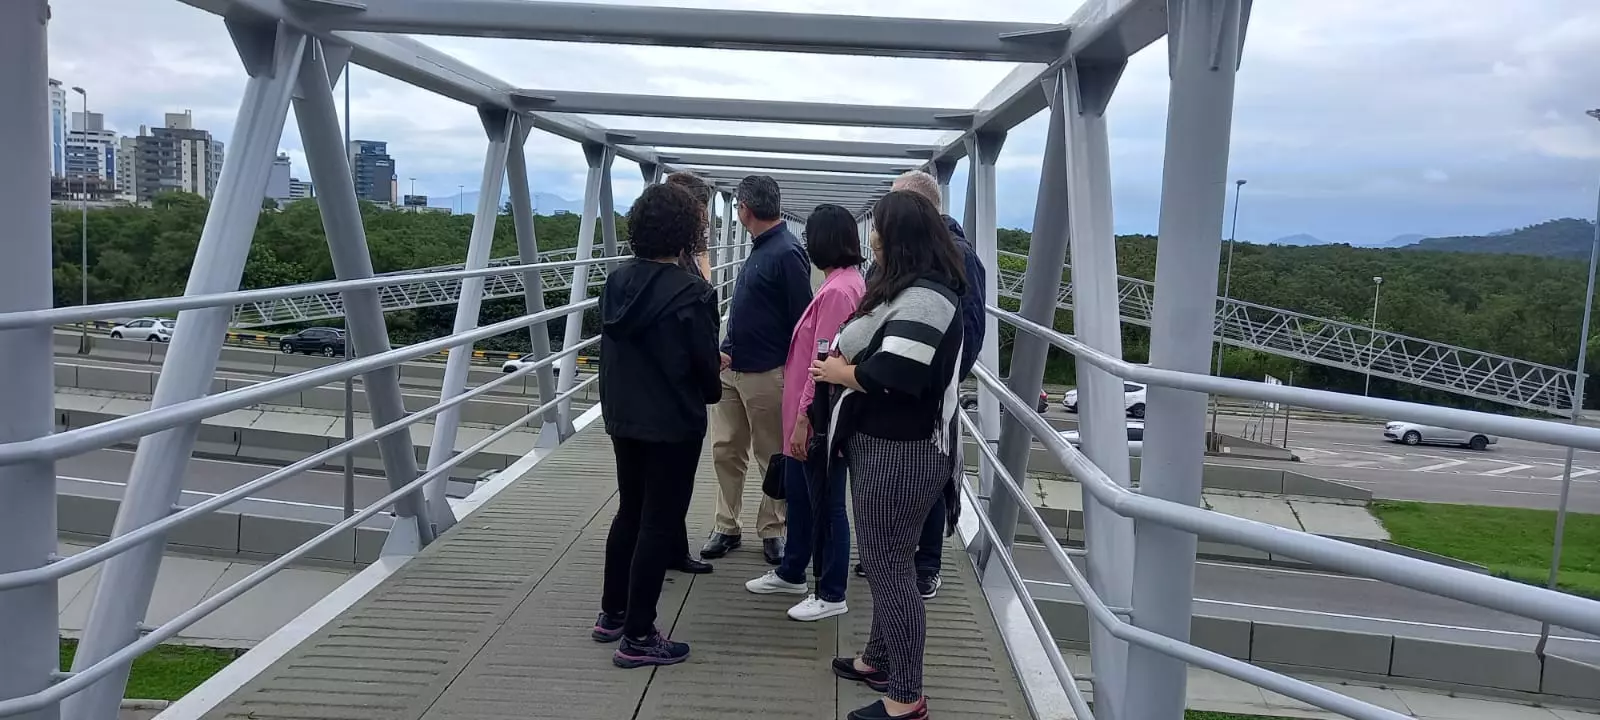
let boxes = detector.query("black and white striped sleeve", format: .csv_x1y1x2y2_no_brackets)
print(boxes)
855,286,956,397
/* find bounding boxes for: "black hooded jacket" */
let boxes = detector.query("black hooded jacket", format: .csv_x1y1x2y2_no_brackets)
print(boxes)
598,258,723,443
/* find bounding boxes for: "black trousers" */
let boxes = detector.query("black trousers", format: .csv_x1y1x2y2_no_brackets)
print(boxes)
601,435,702,638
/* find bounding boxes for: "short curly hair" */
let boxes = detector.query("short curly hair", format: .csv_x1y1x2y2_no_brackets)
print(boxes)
664,171,713,206
627,182,703,261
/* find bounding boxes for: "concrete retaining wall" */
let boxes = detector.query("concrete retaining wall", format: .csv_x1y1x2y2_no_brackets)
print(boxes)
1040,598,1600,706
963,438,1369,502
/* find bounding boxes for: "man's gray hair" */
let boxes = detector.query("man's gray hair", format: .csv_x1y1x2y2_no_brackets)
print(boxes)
892,170,942,208
735,175,782,221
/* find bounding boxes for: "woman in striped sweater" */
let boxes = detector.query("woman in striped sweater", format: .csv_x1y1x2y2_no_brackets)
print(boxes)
810,190,967,720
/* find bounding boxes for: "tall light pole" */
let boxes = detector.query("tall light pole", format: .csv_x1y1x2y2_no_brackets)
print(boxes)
457,184,464,214
1364,276,1384,395
1209,179,1247,443
71,86,90,354
409,177,416,200
1537,108,1600,656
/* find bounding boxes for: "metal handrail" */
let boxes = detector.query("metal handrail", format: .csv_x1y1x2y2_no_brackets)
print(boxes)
0,300,597,463
0,373,600,717
962,378,1407,720
0,334,598,591
0,254,624,331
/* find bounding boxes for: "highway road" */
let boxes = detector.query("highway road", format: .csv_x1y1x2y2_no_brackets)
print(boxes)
1012,544,1600,664
59,447,396,510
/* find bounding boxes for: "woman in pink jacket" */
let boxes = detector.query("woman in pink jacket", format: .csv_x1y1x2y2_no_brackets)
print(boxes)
744,204,866,622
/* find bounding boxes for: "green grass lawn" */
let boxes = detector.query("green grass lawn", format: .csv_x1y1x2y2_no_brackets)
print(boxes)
1371,500,1600,598
59,638,241,701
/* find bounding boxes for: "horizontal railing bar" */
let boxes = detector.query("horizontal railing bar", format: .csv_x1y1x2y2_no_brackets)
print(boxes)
970,354,1600,637
995,308,1599,450
0,375,598,717
0,255,625,331
958,403,1404,720
0,300,596,464
0,335,598,591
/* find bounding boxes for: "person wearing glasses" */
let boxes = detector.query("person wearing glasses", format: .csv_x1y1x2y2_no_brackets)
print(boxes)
811,190,966,720
703,175,813,566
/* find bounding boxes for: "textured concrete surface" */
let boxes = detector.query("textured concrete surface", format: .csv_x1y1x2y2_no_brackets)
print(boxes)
198,426,1030,720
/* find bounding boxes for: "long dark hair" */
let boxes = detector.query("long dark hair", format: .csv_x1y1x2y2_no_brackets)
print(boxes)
858,190,966,315
804,204,865,271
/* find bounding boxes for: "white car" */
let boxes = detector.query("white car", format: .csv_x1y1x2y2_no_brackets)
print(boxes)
501,357,563,377
1059,421,1145,456
1383,421,1498,451
1062,381,1148,419
109,318,174,342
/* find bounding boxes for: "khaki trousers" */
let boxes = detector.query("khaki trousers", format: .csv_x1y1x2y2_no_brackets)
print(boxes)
710,366,787,539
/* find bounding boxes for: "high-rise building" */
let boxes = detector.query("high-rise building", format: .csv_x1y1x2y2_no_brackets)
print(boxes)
348,140,395,204
48,79,68,177
266,152,292,205
66,111,119,190
134,110,224,202
288,179,314,201
116,134,140,202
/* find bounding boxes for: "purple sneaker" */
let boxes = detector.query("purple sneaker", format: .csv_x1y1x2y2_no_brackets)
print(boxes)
591,612,625,643
613,630,690,669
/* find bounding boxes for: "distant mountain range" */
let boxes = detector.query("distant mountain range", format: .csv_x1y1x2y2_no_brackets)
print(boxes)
428,191,583,215
1398,219,1597,260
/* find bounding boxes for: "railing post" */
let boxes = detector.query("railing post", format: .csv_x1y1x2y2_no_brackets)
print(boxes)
291,40,433,552
509,120,568,448
965,132,1006,501
64,19,307,720
1123,2,1246,718
555,143,613,426
0,2,62,718
989,70,1072,555
422,107,515,533
719,190,736,304
1060,57,1135,720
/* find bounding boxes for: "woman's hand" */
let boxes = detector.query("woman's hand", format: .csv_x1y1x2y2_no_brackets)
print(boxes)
810,354,863,391
789,415,810,460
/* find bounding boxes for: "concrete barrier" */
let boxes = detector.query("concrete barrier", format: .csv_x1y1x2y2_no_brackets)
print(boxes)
1039,597,1591,705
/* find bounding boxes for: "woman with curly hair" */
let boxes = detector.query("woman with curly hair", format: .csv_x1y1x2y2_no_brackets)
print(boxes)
593,182,722,668
664,171,715,281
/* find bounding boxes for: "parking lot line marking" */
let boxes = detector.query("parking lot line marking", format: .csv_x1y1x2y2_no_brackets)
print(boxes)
1415,459,1469,472
1489,489,1557,497
1481,463,1535,476
1335,460,1379,468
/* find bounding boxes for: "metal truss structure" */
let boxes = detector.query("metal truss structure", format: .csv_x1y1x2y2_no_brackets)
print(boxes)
5,2,1599,720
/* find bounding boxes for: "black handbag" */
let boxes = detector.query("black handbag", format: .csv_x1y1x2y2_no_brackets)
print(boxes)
761,452,787,500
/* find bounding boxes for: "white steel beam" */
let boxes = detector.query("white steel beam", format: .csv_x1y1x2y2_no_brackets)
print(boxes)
657,152,915,175
685,168,895,187
511,89,972,130
295,0,1071,62
608,130,938,159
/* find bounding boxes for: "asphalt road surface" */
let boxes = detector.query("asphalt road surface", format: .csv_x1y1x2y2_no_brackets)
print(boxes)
1012,544,1600,664
58,447,394,510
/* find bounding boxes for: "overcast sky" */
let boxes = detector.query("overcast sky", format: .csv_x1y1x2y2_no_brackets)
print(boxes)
45,0,1600,245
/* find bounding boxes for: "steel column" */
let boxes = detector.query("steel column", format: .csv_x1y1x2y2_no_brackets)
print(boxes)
556,143,613,425
64,20,308,720
1123,2,1246,718
599,166,619,258
639,161,662,185
966,132,1005,501
422,107,515,531
719,191,736,304
291,40,432,552
0,2,62,718
990,71,1072,555
932,158,957,215
508,119,567,447
1059,57,1134,720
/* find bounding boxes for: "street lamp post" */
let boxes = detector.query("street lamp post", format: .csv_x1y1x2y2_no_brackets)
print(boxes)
1537,108,1600,656
1210,179,1246,443
457,184,465,214
1364,276,1384,396
71,86,90,354
409,177,416,200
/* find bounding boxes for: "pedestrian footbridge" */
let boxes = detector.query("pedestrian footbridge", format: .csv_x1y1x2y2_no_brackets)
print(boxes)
8,1,1600,720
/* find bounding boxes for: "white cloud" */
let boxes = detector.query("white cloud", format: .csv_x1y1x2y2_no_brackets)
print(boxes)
43,0,1600,246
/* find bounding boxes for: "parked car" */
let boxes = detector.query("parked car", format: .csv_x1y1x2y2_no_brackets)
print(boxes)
1059,421,1145,456
109,317,174,342
1062,381,1148,419
278,327,346,357
1383,420,1498,451
959,389,1049,414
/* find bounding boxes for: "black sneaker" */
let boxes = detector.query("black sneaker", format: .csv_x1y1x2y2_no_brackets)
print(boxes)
591,612,625,643
701,532,742,559
614,631,690,669
917,574,942,600
847,699,928,720
830,657,888,693
674,555,713,574
854,562,867,578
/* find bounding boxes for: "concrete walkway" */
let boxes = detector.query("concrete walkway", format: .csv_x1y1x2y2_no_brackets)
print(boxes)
1031,476,1389,539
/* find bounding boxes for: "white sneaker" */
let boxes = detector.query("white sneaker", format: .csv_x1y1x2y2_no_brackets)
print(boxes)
746,570,808,595
787,594,848,622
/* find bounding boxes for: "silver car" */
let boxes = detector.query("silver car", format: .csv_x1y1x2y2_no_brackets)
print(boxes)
1383,421,1498,451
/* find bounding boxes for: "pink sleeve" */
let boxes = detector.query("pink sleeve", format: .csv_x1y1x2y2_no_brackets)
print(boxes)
798,287,859,415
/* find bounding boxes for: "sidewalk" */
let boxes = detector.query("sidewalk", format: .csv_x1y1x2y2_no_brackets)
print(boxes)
1030,476,1388,539
56,541,356,649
